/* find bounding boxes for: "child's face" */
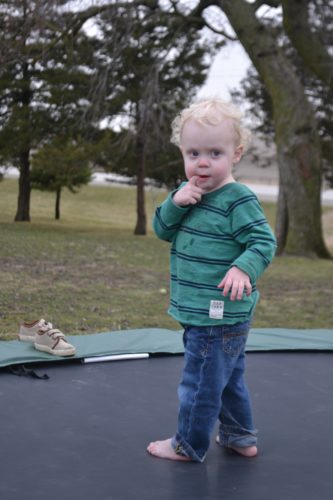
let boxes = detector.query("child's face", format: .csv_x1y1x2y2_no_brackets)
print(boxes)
180,119,243,193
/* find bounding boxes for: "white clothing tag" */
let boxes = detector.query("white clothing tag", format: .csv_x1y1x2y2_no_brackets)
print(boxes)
209,300,224,319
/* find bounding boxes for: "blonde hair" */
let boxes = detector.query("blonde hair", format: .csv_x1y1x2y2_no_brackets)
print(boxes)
171,98,251,150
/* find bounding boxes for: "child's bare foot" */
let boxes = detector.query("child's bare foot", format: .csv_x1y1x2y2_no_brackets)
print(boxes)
216,436,258,457
228,444,258,457
147,438,191,461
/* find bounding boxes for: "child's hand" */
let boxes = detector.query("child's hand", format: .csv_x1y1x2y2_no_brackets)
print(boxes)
173,176,203,207
217,267,252,301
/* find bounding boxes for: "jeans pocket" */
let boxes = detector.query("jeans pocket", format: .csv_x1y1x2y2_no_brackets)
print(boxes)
222,331,248,357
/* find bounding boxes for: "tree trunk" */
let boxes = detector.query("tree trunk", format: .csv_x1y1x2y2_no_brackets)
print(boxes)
281,0,333,93
14,55,32,222
275,127,330,257
134,135,147,235
221,0,330,258
55,187,61,220
14,150,31,222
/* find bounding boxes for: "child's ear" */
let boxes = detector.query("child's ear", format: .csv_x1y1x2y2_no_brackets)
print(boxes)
233,145,243,164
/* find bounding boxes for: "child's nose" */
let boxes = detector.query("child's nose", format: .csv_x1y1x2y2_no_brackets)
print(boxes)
198,156,209,167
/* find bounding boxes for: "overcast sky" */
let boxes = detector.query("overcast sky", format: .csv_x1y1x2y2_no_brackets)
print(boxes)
197,42,251,101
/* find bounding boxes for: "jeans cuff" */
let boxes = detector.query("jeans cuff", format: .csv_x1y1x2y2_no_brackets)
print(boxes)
172,435,206,463
218,427,258,448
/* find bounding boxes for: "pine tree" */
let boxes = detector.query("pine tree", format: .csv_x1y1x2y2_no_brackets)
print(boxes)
30,139,91,220
0,0,96,221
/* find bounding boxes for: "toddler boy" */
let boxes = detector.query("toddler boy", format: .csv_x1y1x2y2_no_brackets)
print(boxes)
147,99,276,462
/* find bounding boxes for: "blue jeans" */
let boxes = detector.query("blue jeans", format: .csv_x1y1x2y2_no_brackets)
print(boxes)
172,322,257,462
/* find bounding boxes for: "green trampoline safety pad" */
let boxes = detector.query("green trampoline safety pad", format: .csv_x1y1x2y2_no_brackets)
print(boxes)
0,327,333,368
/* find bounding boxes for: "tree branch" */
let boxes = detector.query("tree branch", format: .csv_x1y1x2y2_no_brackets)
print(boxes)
169,0,236,40
281,0,333,91
201,18,237,40
253,0,281,10
181,0,218,17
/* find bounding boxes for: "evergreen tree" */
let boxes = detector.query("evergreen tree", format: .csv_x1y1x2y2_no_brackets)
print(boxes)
0,0,97,221
30,140,91,220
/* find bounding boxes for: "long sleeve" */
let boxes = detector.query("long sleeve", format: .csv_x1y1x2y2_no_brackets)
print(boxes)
230,197,277,283
153,191,192,242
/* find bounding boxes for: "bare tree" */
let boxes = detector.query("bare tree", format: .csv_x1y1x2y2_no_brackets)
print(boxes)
87,4,216,235
163,0,331,258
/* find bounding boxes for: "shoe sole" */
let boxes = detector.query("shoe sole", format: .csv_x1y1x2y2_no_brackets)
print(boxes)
18,335,35,342
34,343,76,357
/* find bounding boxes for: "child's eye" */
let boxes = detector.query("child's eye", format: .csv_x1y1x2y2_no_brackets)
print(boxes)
211,150,222,158
189,150,199,158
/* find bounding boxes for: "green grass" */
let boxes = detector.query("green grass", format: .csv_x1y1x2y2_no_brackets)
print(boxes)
0,178,333,339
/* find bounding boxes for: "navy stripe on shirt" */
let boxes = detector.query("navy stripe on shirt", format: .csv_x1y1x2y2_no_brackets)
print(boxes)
232,219,267,238
155,207,180,231
179,225,233,241
197,195,258,217
171,249,233,266
170,275,257,293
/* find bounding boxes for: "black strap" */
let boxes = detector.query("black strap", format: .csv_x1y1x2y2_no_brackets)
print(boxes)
8,364,49,380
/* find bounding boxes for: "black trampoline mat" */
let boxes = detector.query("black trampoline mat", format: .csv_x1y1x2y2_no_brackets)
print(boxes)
1,352,332,500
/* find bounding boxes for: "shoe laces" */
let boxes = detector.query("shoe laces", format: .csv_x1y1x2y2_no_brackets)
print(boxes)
38,320,64,339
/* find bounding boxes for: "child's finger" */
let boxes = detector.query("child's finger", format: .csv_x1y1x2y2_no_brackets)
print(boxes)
221,278,232,297
229,281,239,301
188,178,203,194
234,282,244,301
245,280,252,296
217,276,226,289
188,175,199,186
189,196,200,205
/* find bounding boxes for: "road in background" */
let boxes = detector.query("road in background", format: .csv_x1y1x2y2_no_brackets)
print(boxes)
2,166,333,206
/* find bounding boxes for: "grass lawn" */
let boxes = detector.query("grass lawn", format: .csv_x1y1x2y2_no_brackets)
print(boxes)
1,178,333,339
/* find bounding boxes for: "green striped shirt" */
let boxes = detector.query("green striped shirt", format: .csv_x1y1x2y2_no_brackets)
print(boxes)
153,182,277,326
